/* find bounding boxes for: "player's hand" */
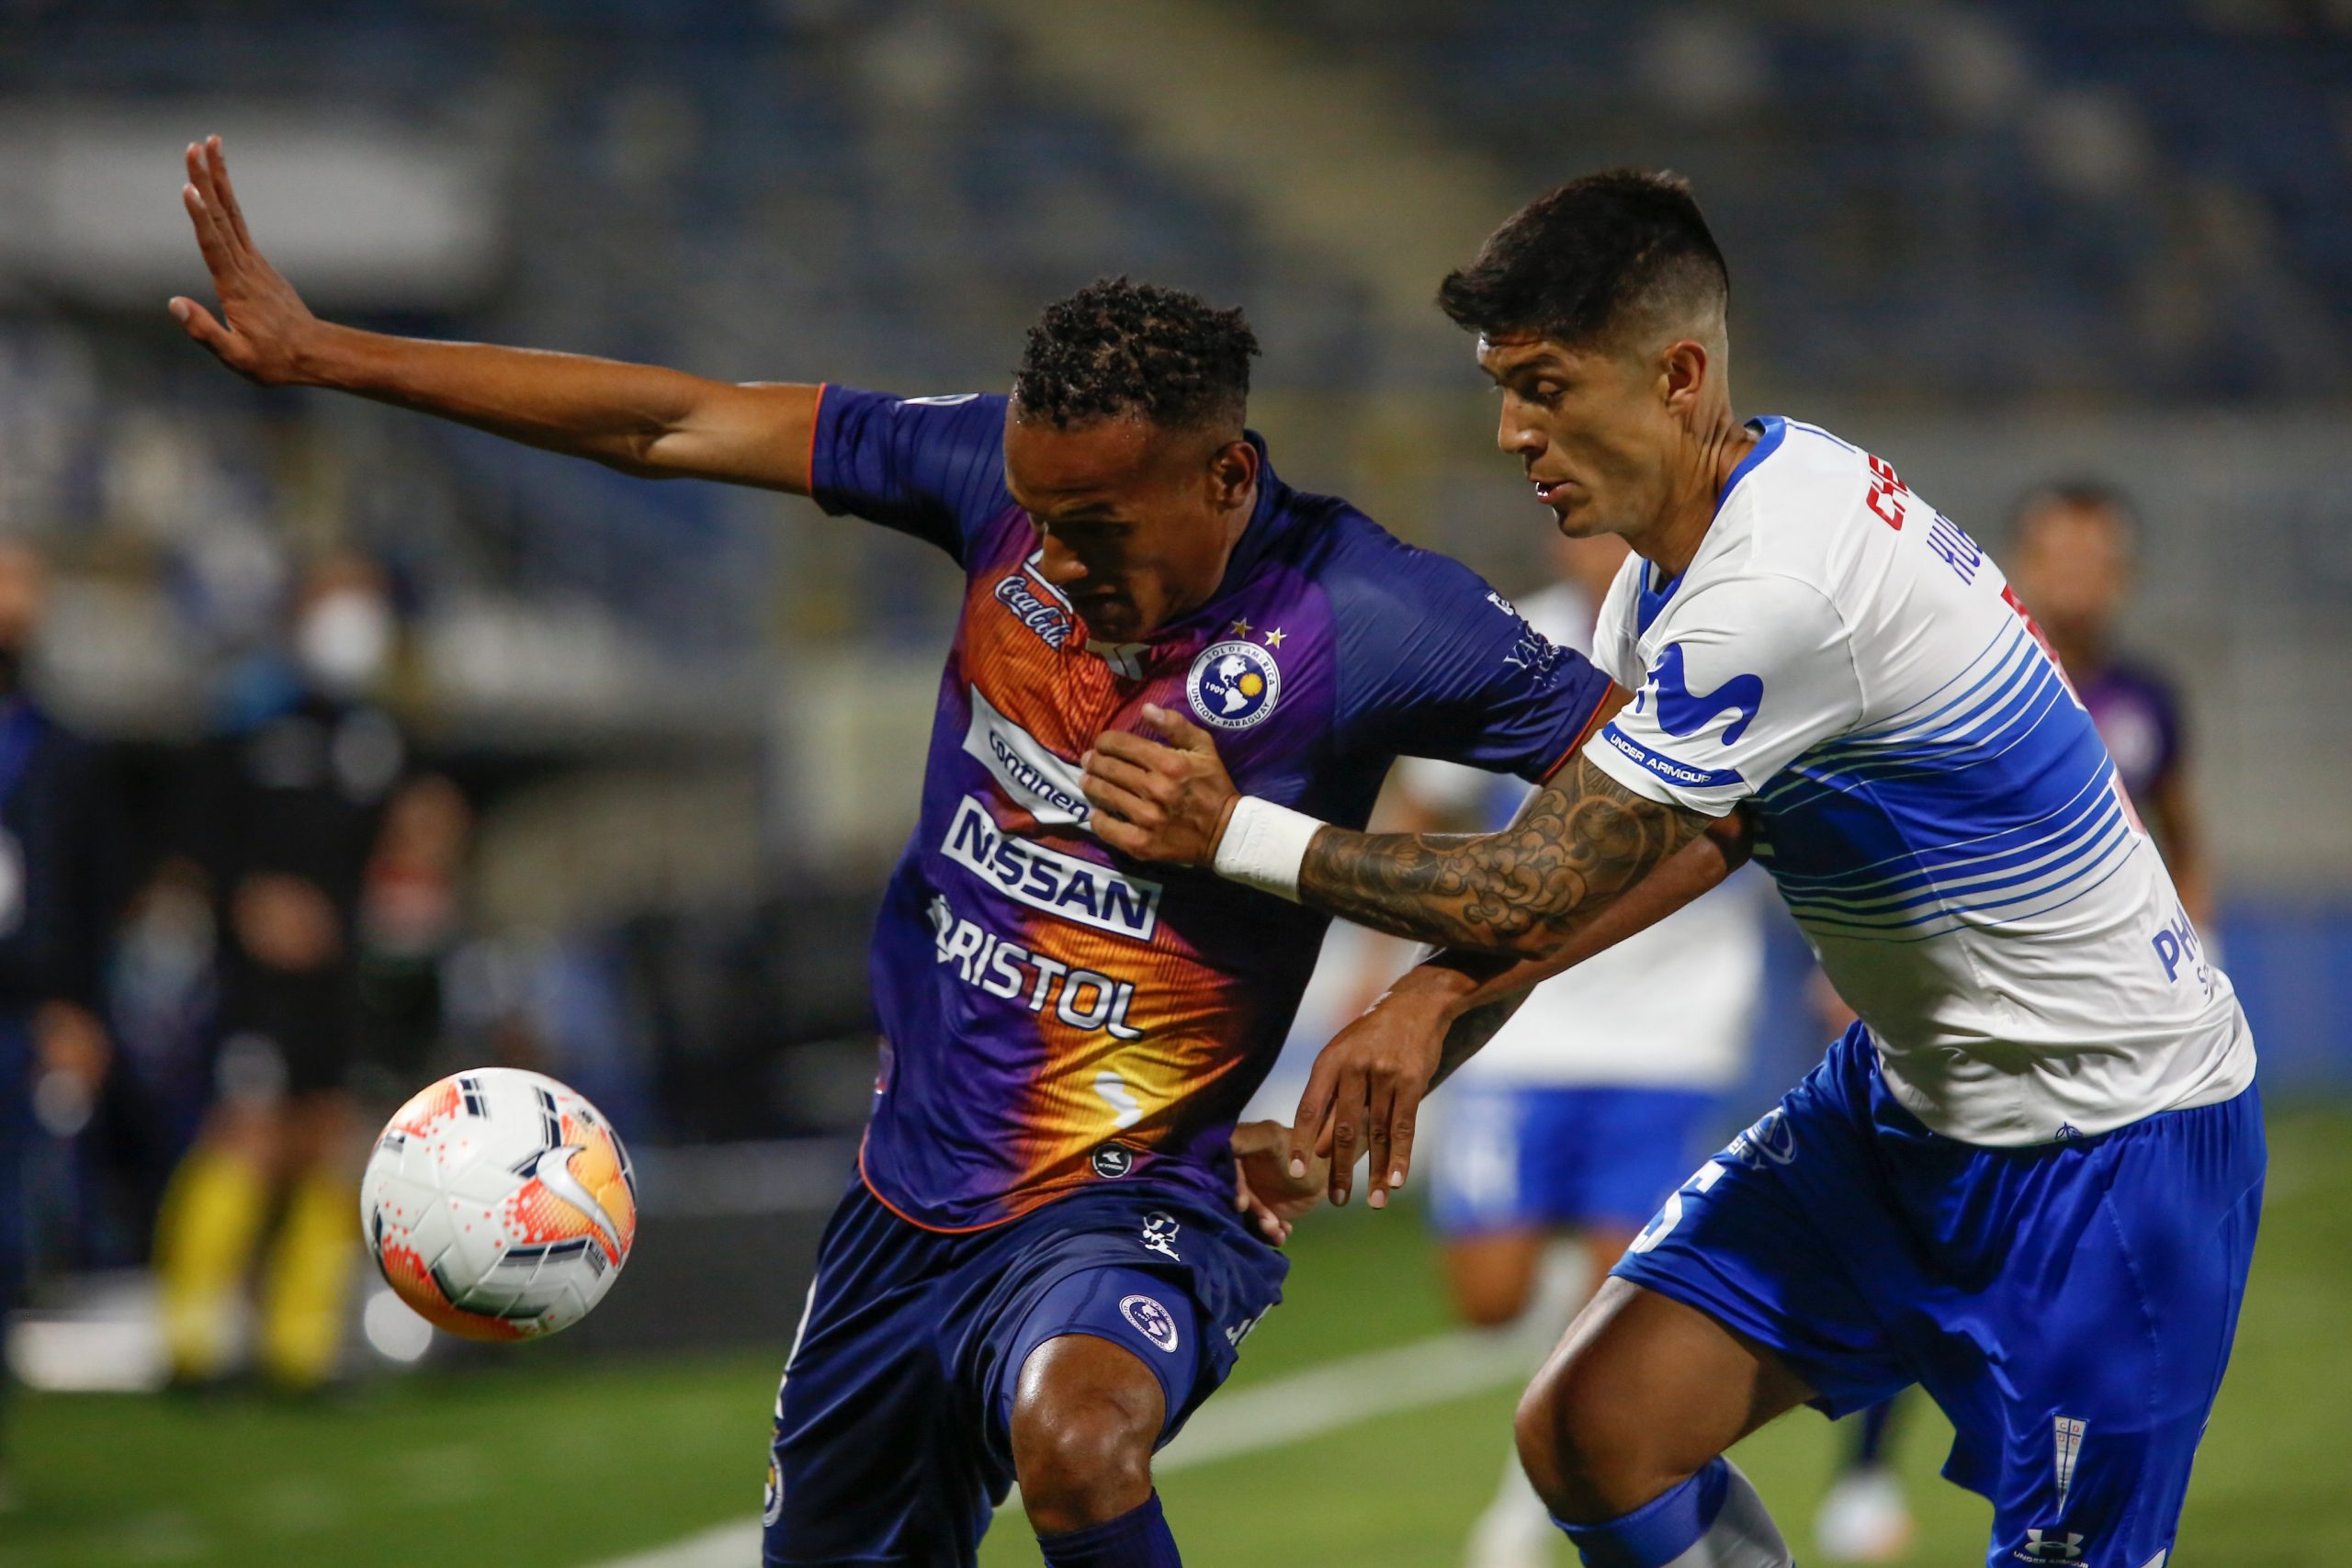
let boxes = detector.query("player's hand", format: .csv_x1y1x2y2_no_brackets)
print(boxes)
169,136,323,386
1290,984,1450,1211
1081,704,1239,866
1231,1119,1325,1245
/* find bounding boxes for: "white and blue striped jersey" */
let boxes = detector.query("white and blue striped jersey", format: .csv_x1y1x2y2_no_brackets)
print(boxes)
1585,417,2255,1146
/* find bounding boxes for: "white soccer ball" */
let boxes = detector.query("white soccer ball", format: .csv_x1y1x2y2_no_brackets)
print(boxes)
361,1067,639,1342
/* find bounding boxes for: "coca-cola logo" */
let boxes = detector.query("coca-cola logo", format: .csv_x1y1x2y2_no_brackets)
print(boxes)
993,574,1073,650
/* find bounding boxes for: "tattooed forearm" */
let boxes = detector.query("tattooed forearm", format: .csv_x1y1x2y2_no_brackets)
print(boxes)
1436,992,1525,1082
1298,755,1715,955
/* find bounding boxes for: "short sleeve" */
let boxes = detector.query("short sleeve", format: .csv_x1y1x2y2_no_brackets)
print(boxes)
1334,543,1615,784
808,388,1012,564
1588,558,1645,688
1586,571,1860,816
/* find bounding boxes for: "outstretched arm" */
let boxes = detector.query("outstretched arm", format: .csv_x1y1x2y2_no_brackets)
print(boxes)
169,137,820,491
1285,806,1752,1207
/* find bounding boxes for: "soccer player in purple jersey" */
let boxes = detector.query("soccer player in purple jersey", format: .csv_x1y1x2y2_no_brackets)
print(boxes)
167,138,1745,1567
2006,483,2211,928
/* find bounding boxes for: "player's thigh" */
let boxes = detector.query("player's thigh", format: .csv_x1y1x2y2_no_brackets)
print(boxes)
764,1191,987,1566
989,1265,1201,1462
1521,1275,1815,1501
1609,1041,1919,1419
1962,1092,2265,1567
1441,1228,1548,1327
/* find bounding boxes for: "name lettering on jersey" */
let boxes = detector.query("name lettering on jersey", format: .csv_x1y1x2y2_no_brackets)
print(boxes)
993,572,1075,650
1598,725,1746,790
1644,644,1763,745
963,687,1093,827
1926,513,1984,584
1865,453,1909,529
927,894,1145,1041
943,795,1162,941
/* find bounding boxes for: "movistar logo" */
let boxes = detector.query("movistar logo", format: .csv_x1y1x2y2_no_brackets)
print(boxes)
1646,643,1763,745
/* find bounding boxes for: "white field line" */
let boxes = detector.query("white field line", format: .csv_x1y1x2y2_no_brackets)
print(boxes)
589,1325,1536,1568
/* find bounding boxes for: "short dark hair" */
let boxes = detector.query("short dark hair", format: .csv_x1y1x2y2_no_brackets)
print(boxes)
1438,170,1729,351
2012,479,2136,531
1012,277,1258,432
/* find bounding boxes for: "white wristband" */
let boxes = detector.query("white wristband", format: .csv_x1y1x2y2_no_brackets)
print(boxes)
1212,795,1325,902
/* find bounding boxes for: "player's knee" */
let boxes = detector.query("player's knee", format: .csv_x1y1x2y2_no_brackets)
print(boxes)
1515,1348,1677,1522
1453,1272,1530,1329
1011,1339,1160,1534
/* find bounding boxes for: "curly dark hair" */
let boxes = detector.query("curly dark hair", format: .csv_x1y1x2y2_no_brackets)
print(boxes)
1438,170,1729,350
1012,277,1259,432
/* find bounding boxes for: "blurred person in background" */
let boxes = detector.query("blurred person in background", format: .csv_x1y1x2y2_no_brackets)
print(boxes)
152,550,407,1391
1385,532,1763,1568
353,773,472,1100
2005,482,2211,927
0,540,120,1507
1812,479,2216,1561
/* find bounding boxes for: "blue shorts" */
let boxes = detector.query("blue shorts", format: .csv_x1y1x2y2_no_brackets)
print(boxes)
1613,1024,2265,1568
763,1175,1287,1566
1430,1083,1722,1239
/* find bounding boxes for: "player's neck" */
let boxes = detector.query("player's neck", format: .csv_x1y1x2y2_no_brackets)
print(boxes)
1639,415,1756,581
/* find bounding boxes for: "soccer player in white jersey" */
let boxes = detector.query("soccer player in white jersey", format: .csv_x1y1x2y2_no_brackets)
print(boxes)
1386,532,1764,1568
1084,171,2263,1568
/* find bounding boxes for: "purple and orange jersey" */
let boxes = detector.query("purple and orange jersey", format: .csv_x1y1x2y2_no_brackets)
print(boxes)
2077,660,2186,807
812,388,1614,1232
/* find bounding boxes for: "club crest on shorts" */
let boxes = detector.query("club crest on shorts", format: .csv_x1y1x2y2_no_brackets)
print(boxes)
1091,1143,1136,1179
763,1457,783,1526
1120,1293,1181,1353
1186,639,1281,730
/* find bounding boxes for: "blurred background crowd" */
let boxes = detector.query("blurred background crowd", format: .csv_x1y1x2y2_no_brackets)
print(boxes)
0,0,2348,1562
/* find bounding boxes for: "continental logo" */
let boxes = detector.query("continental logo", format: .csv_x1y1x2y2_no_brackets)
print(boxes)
943,795,1163,941
963,686,1092,827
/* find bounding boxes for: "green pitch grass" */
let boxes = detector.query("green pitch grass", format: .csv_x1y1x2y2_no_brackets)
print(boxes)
6,1103,2346,1568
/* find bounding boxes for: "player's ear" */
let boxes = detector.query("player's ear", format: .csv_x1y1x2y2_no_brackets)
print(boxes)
1206,434,1257,511
1658,338,1709,414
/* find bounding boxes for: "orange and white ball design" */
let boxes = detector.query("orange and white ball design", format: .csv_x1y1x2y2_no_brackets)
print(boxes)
362,1068,638,1342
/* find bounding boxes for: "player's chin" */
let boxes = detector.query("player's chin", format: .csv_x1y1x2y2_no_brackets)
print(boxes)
1549,498,1599,535
1072,598,1138,642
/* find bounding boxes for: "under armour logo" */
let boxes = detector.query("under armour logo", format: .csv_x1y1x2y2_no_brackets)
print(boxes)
2017,1529,2086,1562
